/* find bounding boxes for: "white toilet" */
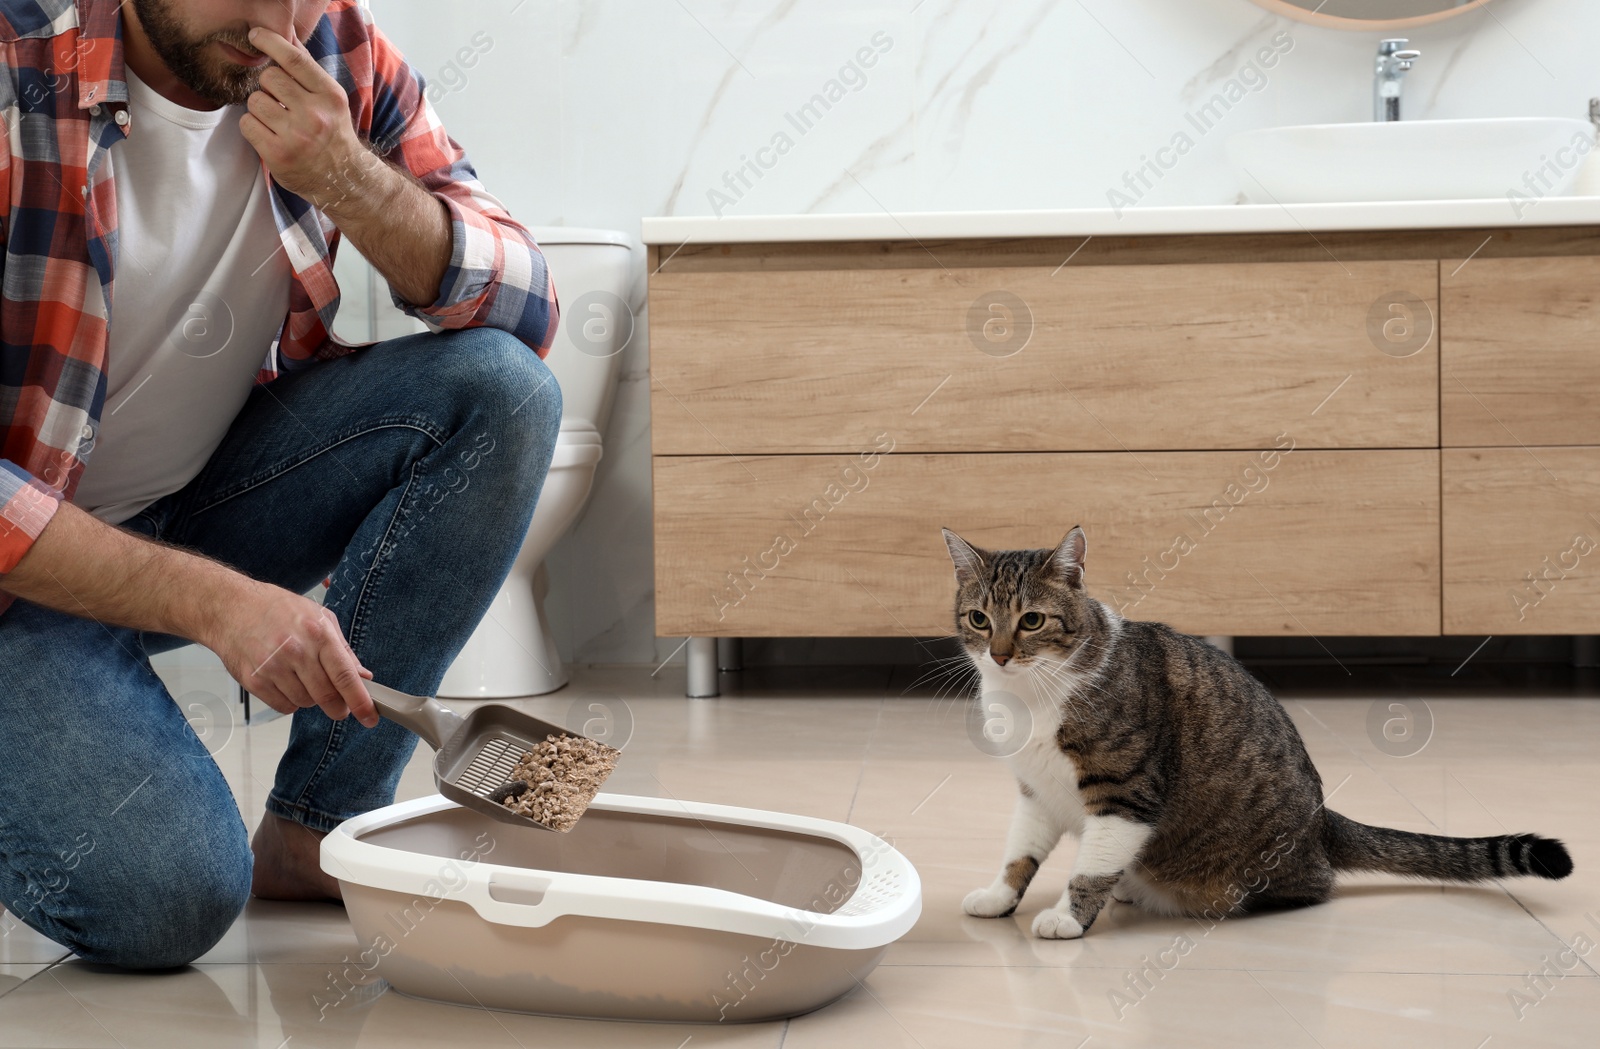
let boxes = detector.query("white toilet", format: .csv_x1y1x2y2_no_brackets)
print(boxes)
437,228,635,698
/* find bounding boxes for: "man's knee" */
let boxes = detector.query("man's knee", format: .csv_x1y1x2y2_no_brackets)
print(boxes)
49,823,252,970
436,326,563,435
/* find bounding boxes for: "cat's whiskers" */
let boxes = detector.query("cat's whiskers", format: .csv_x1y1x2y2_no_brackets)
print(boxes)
902,637,971,710
907,651,983,722
933,671,983,724
1023,663,1075,718
901,652,970,692
1030,634,1118,717
1026,659,1091,720
1028,656,1076,697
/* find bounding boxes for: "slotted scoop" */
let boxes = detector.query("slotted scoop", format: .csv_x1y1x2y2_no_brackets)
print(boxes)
364,681,619,833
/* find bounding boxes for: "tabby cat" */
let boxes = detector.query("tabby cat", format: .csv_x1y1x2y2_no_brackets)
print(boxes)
943,525,1573,940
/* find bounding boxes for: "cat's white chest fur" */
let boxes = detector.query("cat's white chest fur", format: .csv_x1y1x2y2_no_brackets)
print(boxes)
977,663,1088,835
1008,732,1087,836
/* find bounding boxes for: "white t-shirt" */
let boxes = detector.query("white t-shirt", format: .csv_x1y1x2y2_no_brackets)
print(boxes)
74,64,293,525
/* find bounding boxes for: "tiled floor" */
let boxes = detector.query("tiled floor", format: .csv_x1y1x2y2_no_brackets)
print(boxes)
4,654,1599,1047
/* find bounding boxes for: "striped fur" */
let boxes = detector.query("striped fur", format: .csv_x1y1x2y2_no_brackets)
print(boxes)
944,525,1574,939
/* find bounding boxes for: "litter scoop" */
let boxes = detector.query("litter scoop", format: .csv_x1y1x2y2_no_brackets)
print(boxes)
363,681,620,833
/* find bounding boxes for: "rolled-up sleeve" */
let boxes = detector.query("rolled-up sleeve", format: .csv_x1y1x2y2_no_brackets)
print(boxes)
0,460,61,576
363,20,559,356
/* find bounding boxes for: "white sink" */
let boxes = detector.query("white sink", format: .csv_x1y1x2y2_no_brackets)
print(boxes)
1226,117,1596,204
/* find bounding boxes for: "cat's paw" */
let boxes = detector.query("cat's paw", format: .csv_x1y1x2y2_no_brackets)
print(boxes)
1112,880,1137,905
962,884,1020,918
1031,907,1085,939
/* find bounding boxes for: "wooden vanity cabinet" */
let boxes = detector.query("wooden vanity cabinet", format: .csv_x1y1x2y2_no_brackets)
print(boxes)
648,228,1600,639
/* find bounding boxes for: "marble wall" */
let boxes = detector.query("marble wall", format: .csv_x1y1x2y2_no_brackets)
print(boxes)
336,0,1600,666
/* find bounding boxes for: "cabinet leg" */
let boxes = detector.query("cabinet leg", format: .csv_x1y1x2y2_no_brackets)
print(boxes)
687,637,720,698
717,637,744,672
1204,635,1234,656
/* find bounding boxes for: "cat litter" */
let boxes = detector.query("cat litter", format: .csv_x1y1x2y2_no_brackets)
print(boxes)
488,733,620,832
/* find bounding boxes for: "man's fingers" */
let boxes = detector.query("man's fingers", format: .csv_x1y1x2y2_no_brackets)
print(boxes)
247,26,326,90
238,648,311,713
295,659,352,722
244,90,290,133
320,609,378,727
255,66,307,108
248,683,297,718
251,638,318,710
238,111,269,153
224,592,378,727
321,652,376,728
248,680,299,718
275,671,321,712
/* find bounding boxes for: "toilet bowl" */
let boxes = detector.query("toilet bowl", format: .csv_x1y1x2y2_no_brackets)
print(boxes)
438,228,634,699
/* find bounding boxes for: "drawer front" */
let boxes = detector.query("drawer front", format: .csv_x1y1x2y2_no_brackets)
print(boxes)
653,447,1440,637
1443,447,1600,634
649,260,1438,455
1442,255,1600,446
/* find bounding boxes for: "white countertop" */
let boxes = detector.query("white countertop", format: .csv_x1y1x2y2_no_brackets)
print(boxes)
641,196,1600,244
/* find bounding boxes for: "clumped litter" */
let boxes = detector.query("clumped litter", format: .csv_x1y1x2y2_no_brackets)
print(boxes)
488,732,620,831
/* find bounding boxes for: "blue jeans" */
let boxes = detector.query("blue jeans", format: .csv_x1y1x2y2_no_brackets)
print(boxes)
0,327,562,969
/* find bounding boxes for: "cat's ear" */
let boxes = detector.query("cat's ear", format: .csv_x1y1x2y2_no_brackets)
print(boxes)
1051,526,1087,588
941,527,989,587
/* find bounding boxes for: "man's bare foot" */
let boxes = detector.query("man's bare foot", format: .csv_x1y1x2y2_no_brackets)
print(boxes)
250,812,343,902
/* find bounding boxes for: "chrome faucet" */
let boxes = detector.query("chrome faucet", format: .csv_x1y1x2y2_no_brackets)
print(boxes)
1374,39,1421,121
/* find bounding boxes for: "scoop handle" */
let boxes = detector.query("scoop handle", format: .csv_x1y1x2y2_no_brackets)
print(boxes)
363,681,466,750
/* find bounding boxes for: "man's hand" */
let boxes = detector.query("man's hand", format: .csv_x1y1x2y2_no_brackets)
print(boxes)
205,579,381,728
236,24,452,307
0,500,380,728
238,25,381,215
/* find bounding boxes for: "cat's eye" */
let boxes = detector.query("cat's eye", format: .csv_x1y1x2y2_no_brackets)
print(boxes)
1019,611,1045,630
967,610,990,629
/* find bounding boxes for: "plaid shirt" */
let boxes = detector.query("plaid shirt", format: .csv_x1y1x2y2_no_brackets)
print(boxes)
0,0,558,596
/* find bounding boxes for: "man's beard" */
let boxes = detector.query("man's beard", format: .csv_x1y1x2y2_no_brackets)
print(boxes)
130,0,266,106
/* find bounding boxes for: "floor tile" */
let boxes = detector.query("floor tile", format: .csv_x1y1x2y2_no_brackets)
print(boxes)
784,964,1318,1049
193,899,361,966
0,965,52,1002
1250,969,1600,1049
0,960,786,1048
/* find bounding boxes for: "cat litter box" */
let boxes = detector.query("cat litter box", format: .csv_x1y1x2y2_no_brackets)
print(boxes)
321,793,921,1023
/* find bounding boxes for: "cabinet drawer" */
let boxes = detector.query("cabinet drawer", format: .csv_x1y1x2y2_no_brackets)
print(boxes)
1443,447,1600,633
653,448,1439,637
1442,255,1600,446
649,259,1438,455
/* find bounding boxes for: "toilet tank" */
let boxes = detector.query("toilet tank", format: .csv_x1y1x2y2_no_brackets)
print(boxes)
531,228,636,435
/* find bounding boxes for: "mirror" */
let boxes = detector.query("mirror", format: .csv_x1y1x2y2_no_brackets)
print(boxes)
1249,0,1493,28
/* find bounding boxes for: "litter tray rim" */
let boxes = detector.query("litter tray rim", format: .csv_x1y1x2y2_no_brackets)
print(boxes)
322,792,921,952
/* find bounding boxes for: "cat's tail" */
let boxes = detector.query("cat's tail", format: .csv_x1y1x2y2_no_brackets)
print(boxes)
1323,811,1573,882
